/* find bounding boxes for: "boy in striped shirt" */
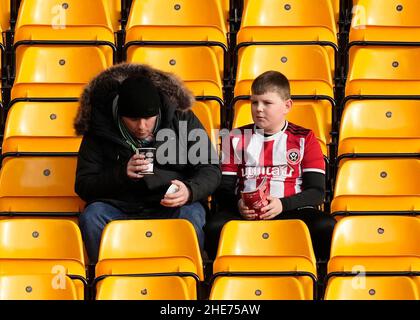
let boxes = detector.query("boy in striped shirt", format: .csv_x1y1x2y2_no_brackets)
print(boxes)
206,71,336,261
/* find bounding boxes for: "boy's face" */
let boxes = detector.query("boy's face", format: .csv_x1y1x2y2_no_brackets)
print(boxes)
251,90,292,134
122,116,157,139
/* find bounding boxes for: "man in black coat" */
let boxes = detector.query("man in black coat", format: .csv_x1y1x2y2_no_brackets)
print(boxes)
74,63,221,263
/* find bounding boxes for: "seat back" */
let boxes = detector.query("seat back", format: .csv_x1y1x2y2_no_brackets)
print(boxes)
126,0,226,37
346,47,420,96
220,0,229,30
0,219,85,275
0,157,84,214
0,0,10,32
106,0,121,31
338,100,420,158
324,276,419,300
332,159,420,213
12,46,109,100
330,216,420,259
2,101,81,154
96,276,192,300
327,216,420,292
351,0,420,30
240,0,336,36
215,220,316,270
14,0,115,41
96,219,204,279
125,0,227,76
96,219,204,299
127,46,223,93
332,0,340,24
191,101,219,146
235,45,333,97
0,274,79,300
213,220,317,300
209,276,306,300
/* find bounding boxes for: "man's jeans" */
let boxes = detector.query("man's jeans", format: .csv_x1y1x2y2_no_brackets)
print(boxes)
79,202,206,263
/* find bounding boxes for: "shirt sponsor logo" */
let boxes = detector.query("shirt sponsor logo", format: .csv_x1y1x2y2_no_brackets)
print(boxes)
241,165,294,179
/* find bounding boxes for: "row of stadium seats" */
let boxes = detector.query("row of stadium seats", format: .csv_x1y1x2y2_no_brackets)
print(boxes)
0,0,418,218
0,216,418,300
3,45,420,157
0,156,418,218
1,1,418,153
0,0,418,77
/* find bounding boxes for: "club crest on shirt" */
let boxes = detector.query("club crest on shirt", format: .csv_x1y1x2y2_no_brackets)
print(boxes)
287,148,302,165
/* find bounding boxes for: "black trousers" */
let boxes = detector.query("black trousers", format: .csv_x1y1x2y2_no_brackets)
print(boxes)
204,207,336,262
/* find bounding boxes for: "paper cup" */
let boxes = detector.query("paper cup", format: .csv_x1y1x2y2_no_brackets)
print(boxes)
136,147,156,175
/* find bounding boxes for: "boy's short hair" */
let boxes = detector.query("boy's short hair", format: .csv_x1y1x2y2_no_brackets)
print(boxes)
251,71,291,100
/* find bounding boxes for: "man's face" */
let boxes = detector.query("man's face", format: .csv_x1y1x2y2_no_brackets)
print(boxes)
121,116,158,139
251,90,292,134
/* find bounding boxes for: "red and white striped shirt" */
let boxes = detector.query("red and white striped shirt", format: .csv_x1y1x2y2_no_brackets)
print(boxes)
221,122,325,198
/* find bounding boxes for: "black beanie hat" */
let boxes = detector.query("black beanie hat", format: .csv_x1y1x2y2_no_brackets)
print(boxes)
117,76,162,118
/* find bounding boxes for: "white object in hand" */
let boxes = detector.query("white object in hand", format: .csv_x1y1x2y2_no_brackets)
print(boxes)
166,184,180,195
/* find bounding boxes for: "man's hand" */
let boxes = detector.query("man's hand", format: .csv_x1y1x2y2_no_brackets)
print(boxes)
259,196,283,220
238,199,258,220
127,153,150,180
161,180,191,208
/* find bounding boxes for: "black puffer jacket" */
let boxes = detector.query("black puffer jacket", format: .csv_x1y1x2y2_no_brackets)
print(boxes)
74,63,221,214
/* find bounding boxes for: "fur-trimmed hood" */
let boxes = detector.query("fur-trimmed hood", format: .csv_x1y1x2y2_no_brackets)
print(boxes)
74,63,195,135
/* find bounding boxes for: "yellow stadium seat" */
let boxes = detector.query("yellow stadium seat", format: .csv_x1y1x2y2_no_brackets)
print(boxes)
235,45,334,98
127,46,222,129
331,159,420,216
238,0,337,43
326,216,420,297
0,219,86,299
220,0,230,31
0,0,10,32
95,219,204,299
191,101,218,147
232,99,331,156
2,101,81,155
209,276,306,300
127,46,222,96
0,157,85,215
96,276,192,300
324,276,419,300
241,0,340,25
0,274,80,300
345,47,420,97
338,100,420,161
213,220,317,300
126,0,226,44
11,46,109,100
14,0,116,65
106,0,121,31
125,0,227,75
329,215,420,269
350,0,420,43
332,0,340,26
237,0,337,75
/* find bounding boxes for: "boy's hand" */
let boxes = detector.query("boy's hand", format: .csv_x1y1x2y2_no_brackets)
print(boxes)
238,199,258,220
127,154,149,180
259,196,283,220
